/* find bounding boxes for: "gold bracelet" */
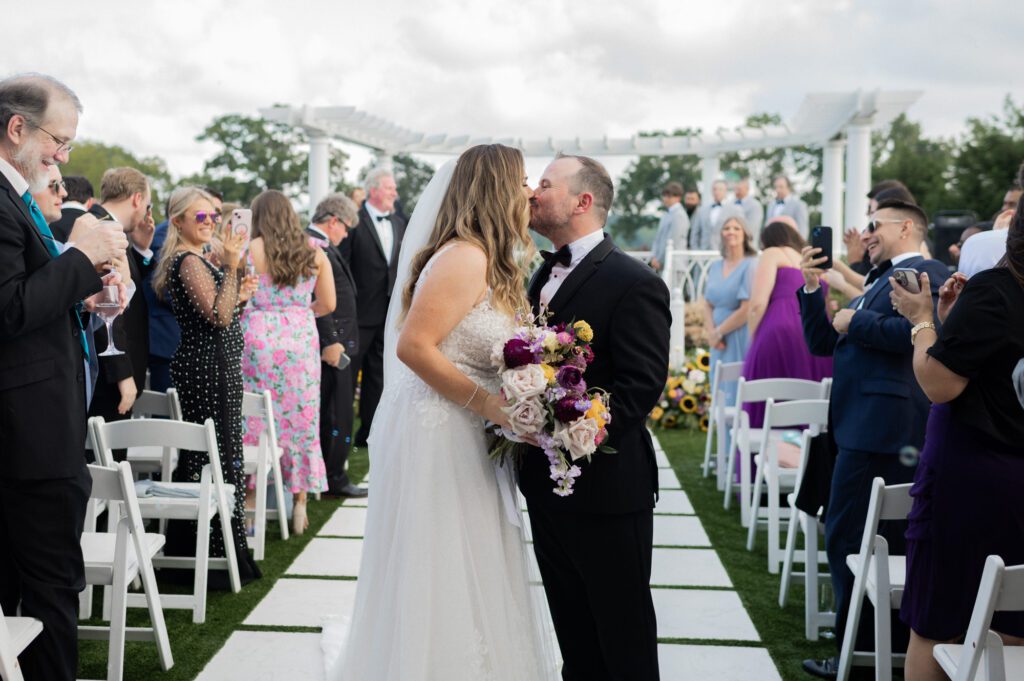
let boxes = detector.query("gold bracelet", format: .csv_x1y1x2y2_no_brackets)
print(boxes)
910,321,936,344
462,384,481,409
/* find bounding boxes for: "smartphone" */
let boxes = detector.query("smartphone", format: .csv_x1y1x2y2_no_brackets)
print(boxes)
232,208,252,248
810,226,833,269
892,267,922,294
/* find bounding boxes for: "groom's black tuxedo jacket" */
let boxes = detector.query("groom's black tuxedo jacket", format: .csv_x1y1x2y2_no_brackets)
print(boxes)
519,234,671,514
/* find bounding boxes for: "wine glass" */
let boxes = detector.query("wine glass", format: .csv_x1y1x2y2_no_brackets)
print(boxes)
95,285,124,356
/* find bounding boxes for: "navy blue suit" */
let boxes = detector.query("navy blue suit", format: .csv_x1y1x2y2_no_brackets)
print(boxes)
798,255,949,650
143,220,180,391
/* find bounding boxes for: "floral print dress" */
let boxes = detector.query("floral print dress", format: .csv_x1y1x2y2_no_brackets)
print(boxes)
241,271,327,493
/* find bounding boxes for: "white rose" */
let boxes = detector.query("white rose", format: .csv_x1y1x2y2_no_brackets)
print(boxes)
505,396,547,437
554,417,600,462
502,364,548,400
682,379,697,394
688,369,707,384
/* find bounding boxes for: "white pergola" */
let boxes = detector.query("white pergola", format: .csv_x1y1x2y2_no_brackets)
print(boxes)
260,89,920,252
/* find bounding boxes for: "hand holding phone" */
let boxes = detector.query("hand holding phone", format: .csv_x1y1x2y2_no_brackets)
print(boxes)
810,226,833,269
232,208,252,250
891,268,922,294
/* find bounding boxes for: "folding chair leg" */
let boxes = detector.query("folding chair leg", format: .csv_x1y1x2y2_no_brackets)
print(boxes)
746,462,766,549
138,541,173,670
837,554,869,681
193,504,212,624
218,489,242,594
106,526,130,681
779,503,800,608
723,445,736,510
805,517,820,641
702,421,714,478
739,447,752,527
715,415,729,491
874,578,892,681
254,466,268,561
767,473,782,574
272,452,289,541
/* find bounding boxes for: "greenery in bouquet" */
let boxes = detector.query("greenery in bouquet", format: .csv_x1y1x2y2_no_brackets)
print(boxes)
649,348,712,432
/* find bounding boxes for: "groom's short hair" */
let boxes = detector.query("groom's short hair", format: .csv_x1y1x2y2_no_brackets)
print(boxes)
557,153,614,225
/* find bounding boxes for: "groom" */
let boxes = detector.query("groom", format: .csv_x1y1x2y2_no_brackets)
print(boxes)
522,154,671,680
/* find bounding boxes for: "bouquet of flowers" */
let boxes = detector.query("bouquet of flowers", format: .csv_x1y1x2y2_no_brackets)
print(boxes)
491,313,614,496
649,348,712,431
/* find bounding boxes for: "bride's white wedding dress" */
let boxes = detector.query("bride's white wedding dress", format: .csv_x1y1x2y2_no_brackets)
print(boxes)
321,246,556,680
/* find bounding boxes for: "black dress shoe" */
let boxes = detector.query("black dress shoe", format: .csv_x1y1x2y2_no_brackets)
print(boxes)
331,483,367,498
801,657,838,680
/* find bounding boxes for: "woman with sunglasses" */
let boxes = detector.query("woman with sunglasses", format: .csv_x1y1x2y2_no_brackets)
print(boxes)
151,186,262,588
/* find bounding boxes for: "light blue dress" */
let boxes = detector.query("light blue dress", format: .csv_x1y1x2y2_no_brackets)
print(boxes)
704,257,755,404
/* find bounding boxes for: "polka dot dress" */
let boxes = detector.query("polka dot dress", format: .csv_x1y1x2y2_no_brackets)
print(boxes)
164,251,261,587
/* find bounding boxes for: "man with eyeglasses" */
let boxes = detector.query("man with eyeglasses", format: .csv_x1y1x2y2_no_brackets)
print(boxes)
0,73,129,681
51,174,93,241
85,167,155,443
797,198,949,679
307,193,366,498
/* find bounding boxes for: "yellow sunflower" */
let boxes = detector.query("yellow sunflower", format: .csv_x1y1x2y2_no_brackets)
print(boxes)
650,406,665,421
662,414,679,429
700,414,709,432
680,395,698,414
696,350,711,371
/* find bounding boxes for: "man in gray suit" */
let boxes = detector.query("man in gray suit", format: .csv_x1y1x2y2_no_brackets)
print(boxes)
734,177,764,244
766,175,809,238
650,181,689,272
690,179,744,251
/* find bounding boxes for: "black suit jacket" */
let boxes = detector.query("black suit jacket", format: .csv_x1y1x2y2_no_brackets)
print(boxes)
338,205,405,329
306,227,359,357
0,172,103,480
51,205,86,242
518,234,672,514
87,204,152,395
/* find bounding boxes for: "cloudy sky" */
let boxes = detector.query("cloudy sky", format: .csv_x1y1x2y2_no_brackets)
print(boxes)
9,0,1020,184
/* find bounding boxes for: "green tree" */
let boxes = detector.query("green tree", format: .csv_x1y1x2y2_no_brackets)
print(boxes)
870,114,955,221
947,96,1024,220
611,128,703,243
61,140,173,220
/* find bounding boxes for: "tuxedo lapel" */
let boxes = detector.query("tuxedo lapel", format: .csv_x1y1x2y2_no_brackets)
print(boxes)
546,235,615,316
861,256,920,311
0,177,48,252
359,207,387,262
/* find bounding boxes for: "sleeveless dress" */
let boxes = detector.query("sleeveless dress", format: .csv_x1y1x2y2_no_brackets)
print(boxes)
704,256,756,406
322,248,555,680
164,251,261,586
240,272,326,493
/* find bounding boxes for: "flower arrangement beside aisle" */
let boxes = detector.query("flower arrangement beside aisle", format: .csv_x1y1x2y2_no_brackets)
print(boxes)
649,349,711,431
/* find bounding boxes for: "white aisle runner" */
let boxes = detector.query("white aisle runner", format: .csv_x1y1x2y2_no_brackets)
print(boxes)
197,436,782,680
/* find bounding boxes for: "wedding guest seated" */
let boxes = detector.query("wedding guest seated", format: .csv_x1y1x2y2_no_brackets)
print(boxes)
702,216,756,405
743,219,832,427
889,190,1024,681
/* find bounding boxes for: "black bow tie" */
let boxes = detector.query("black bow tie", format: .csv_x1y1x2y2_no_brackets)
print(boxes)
864,260,893,287
375,214,391,222
775,199,785,205
735,199,743,205
712,202,721,208
540,245,572,268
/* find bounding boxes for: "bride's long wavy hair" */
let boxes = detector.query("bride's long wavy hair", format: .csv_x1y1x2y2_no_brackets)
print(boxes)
402,144,534,318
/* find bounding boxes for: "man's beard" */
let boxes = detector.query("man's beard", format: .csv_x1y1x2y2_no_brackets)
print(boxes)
12,141,49,194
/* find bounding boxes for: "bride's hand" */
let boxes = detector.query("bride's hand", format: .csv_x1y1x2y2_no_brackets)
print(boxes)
481,393,511,429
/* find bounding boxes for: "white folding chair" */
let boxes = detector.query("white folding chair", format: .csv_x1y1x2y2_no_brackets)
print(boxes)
79,462,173,681
837,478,913,681
746,398,830,573
242,390,290,560
723,377,829,525
701,360,743,489
0,603,41,681
778,428,835,640
90,417,241,624
126,388,183,482
934,555,1024,681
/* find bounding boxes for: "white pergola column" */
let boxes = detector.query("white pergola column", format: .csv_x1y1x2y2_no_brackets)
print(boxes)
701,155,720,202
844,123,872,232
307,133,331,210
374,149,395,172
821,138,845,254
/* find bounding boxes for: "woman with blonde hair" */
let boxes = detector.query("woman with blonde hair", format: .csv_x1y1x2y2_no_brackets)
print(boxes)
321,144,556,680
153,185,262,587
240,189,335,534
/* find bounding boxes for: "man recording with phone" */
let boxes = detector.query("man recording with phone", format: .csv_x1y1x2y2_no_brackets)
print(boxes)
796,199,949,679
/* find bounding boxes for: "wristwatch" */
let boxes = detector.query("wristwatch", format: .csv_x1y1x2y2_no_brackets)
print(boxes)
910,321,936,344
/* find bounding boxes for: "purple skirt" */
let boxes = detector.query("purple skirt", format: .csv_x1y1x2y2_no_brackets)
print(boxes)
900,403,1024,640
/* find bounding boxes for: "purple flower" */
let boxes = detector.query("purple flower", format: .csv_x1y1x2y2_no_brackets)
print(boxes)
554,396,585,423
581,345,595,364
503,338,536,368
556,365,586,392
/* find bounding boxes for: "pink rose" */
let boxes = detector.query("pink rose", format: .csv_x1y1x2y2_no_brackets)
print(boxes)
554,417,600,461
505,396,547,437
501,364,548,400
273,349,287,364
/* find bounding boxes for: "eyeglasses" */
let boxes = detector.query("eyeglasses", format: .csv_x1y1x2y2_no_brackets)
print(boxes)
194,211,220,224
48,179,66,193
30,124,74,154
865,218,908,234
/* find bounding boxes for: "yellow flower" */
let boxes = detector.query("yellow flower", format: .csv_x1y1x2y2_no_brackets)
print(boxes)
696,350,711,371
586,400,607,429
680,395,698,414
700,414,709,432
666,377,682,390
573,320,594,343
541,364,556,385
650,406,664,421
541,331,559,352
662,414,679,429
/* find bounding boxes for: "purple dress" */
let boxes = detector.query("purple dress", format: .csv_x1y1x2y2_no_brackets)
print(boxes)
742,267,832,427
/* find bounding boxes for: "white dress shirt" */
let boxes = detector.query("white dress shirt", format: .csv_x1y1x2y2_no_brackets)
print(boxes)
855,251,921,310
540,230,605,309
768,197,786,218
364,202,394,264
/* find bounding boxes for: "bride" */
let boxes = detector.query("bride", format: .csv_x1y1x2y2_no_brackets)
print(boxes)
322,144,557,680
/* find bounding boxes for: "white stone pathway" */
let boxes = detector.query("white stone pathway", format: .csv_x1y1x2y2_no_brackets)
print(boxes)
196,437,782,680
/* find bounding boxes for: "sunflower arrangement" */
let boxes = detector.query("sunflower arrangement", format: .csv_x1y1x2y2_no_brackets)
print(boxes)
649,348,712,431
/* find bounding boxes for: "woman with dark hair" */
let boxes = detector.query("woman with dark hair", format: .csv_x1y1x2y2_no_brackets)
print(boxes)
241,189,335,534
742,219,832,426
889,186,1024,680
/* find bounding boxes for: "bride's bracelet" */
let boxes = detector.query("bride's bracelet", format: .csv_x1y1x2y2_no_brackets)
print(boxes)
462,384,481,410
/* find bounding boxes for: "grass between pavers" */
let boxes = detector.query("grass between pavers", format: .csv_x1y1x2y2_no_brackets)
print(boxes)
77,445,370,681
656,428,836,681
